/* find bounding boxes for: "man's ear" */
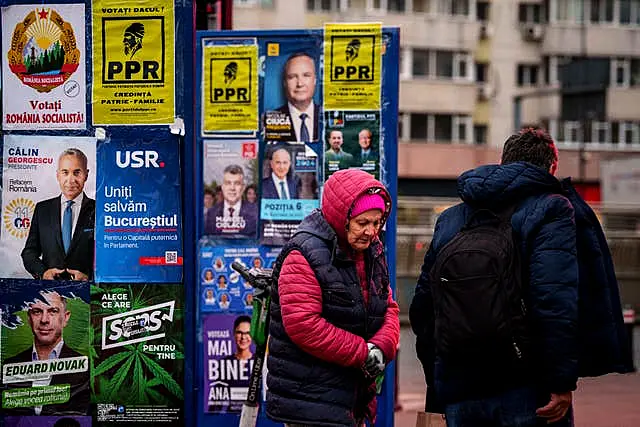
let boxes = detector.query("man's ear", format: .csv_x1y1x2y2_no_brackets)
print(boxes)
549,159,558,176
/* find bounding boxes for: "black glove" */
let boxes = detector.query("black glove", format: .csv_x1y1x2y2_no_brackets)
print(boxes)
362,343,385,378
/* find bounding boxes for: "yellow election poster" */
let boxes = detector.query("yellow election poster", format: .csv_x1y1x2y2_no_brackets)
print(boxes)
324,23,382,111
92,0,175,125
202,44,258,134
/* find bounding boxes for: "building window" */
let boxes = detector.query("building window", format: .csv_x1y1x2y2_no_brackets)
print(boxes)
388,0,406,12
474,125,488,144
477,1,490,21
559,121,581,143
438,0,470,17
592,121,610,144
307,0,337,11
621,122,640,144
612,58,630,87
408,113,471,142
410,49,471,80
631,59,640,86
410,113,429,139
517,64,539,86
619,0,640,24
556,0,585,23
476,63,487,83
412,49,430,77
590,0,614,23
519,3,543,23
414,0,432,13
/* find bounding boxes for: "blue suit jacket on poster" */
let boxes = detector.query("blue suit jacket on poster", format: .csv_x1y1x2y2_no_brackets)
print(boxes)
261,176,301,200
204,201,258,237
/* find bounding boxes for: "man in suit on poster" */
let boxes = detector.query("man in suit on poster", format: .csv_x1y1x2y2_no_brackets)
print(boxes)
276,52,320,142
205,164,258,237
21,148,95,281
262,147,301,200
3,291,90,415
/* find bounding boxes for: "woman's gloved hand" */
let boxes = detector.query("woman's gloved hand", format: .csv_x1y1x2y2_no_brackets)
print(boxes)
362,343,385,378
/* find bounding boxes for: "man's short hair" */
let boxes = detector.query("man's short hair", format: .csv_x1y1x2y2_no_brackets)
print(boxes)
282,52,316,81
234,315,251,330
223,164,244,177
59,148,88,170
204,188,214,197
501,128,558,171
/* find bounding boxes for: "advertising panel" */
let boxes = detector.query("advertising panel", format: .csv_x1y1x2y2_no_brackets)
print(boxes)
202,314,254,414
201,41,259,135
323,23,382,111
259,141,320,246
1,4,86,130
0,135,97,280
260,36,322,143
202,140,258,239
324,110,380,179
92,0,175,125
198,245,280,313
0,280,90,416
95,136,183,282
91,283,183,425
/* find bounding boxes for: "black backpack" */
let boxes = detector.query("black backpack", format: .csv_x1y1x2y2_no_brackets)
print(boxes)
430,204,529,365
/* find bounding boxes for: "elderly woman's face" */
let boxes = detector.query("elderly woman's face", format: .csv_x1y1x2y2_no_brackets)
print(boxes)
347,209,382,252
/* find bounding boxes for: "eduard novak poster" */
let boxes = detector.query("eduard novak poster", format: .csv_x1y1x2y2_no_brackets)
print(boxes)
91,283,184,425
1,4,87,130
92,0,175,125
0,135,97,280
95,136,182,283
0,280,90,416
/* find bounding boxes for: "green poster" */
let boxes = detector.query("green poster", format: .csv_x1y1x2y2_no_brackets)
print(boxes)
0,280,90,416
90,283,184,425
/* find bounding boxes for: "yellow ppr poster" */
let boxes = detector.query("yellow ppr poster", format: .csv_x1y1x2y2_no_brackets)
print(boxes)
202,44,258,134
92,0,175,125
324,23,382,111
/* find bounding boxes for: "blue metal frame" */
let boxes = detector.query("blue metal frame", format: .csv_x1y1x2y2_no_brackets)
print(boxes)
190,27,400,427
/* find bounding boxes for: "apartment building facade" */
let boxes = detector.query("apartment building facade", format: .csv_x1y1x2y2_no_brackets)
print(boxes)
225,0,640,201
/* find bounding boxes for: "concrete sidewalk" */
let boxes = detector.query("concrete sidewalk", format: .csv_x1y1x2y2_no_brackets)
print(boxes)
395,327,640,427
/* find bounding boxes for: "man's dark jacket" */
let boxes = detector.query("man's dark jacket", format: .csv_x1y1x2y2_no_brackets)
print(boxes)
266,211,389,426
204,201,258,236
261,175,301,200
560,178,634,377
21,194,95,279
276,103,320,142
410,162,580,408
3,344,90,415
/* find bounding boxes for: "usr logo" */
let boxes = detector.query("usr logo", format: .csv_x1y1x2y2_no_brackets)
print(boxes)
116,150,164,168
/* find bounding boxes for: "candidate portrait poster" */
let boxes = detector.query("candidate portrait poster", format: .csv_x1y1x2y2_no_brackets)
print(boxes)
323,23,382,111
203,314,255,414
0,280,90,416
91,283,183,425
199,245,280,313
203,141,258,239
324,110,380,179
95,136,183,283
201,40,259,136
1,4,87,130
92,0,175,125
260,36,322,143
259,141,320,246
0,135,96,280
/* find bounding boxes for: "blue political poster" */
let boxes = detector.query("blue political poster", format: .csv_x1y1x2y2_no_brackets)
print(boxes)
198,245,280,313
95,136,182,282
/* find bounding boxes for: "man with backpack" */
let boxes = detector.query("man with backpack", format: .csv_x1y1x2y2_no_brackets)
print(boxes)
411,128,632,426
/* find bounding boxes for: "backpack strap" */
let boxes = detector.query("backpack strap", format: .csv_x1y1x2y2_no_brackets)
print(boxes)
464,202,519,230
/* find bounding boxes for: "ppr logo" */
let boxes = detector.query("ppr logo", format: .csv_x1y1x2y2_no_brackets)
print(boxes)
116,150,165,168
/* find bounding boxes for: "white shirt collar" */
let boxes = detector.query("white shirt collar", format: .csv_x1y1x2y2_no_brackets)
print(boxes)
288,102,315,141
61,192,83,206
271,172,290,199
223,200,242,217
